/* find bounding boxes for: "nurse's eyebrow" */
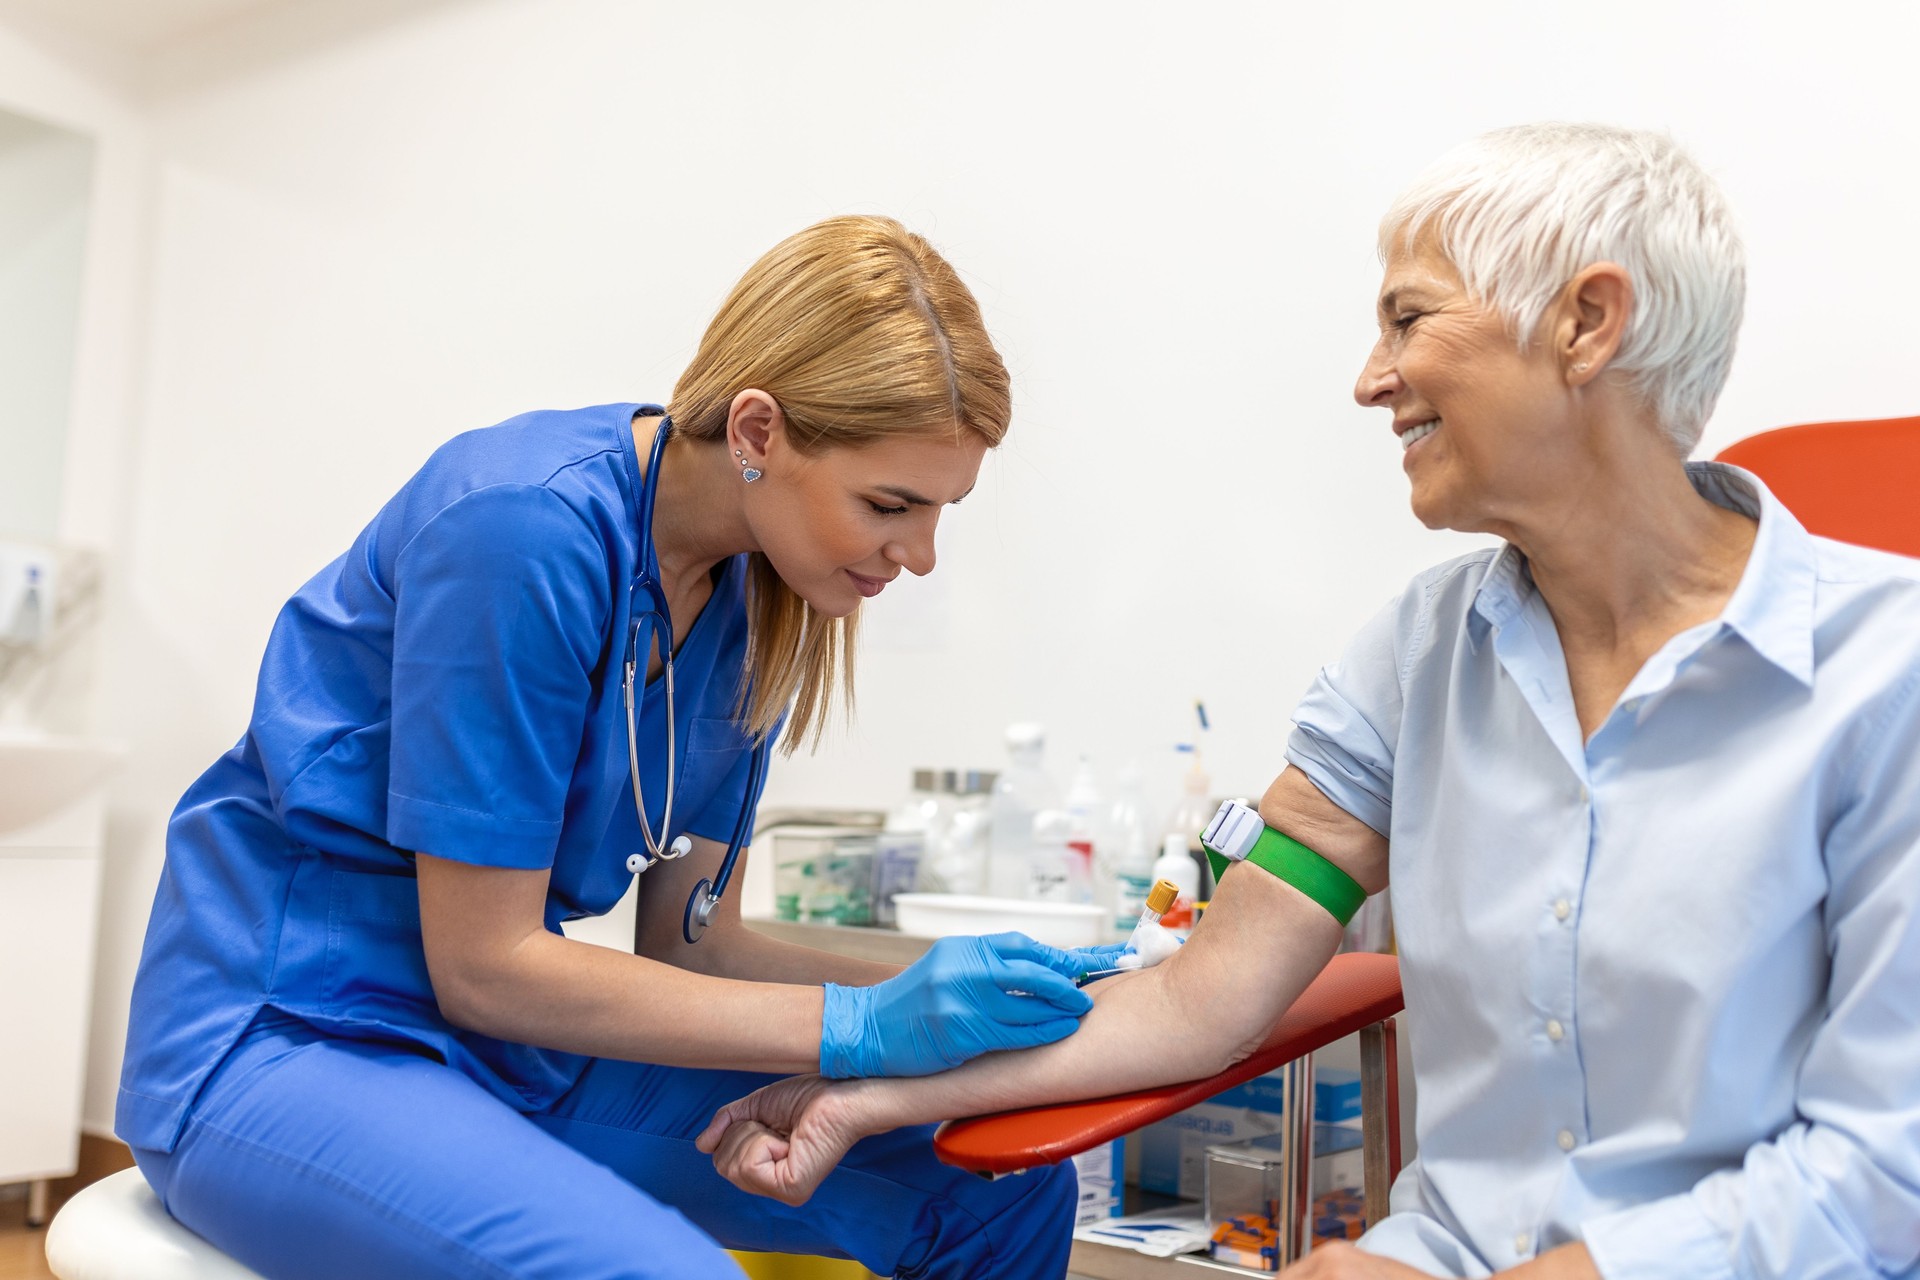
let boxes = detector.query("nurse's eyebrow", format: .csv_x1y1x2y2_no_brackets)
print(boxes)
875,483,975,506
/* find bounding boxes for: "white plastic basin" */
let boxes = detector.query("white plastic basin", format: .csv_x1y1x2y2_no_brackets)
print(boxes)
0,733,123,842
891,892,1109,950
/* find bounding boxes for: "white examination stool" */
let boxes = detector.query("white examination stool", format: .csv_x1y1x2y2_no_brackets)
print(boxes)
44,1167,265,1280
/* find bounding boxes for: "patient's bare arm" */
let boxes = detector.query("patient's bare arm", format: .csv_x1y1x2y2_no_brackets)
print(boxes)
697,767,1386,1205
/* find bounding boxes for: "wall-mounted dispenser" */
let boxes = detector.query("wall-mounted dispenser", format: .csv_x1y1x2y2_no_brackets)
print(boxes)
0,542,57,649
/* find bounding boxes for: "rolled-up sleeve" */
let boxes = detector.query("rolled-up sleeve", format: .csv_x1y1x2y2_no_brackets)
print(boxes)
1285,591,1411,837
1584,667,1920,1280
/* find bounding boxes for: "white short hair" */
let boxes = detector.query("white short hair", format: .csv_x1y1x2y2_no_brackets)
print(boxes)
1381,123,1745,454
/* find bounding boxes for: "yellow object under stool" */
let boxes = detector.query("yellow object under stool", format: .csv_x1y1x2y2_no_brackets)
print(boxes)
731,1252,880,1279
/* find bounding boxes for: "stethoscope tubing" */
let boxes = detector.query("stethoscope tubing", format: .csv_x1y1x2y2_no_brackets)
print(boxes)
624,615,682,866
620,412,768,943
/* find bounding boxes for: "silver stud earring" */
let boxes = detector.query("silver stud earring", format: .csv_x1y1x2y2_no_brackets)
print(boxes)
741,462,762,483
1572,362,1590,374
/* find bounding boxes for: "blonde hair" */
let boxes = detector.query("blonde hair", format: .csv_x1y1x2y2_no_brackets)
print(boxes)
670,215,1010,751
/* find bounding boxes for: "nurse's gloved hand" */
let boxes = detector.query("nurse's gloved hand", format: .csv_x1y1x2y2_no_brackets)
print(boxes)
1059,941,1134,973
819,932,1094,1078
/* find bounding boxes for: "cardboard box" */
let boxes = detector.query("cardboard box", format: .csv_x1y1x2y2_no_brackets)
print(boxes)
1131,1066,1364,1199
1316,1069,1361,1125
1072,1138,1125,1224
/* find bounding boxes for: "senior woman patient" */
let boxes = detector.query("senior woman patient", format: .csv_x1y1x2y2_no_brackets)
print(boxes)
696,123,1920,1279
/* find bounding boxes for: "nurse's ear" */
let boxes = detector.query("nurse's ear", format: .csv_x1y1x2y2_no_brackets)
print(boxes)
725,390,785,476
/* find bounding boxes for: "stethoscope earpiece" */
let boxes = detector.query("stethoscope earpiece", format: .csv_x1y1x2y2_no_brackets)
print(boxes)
624,835,693,877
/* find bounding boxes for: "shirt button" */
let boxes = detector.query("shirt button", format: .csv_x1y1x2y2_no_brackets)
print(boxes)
1514,1232,1531,1255
1578,785,1590,804
1553,898,1572,921
1546,1019,1565,1042
1557,1129,1577,1151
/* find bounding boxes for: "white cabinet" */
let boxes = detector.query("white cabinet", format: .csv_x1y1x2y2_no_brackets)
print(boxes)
0,736,119,1187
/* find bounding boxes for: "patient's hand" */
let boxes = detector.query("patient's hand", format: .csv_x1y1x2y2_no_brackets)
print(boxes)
696,1074,876,1205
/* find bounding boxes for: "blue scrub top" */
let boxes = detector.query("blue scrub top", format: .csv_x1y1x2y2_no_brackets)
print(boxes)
118,403,771,1155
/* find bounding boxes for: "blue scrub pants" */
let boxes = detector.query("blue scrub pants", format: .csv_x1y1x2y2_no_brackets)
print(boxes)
131,1013,1075,1279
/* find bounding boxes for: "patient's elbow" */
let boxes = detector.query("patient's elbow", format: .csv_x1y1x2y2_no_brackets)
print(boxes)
1221,1023,1269,1073
1153,965,1272,1080
1170,1024,1263,1084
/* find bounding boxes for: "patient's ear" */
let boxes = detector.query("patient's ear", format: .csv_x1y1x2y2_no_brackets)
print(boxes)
1555,261,1632,386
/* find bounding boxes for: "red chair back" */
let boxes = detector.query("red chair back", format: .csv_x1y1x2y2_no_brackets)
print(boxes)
1714,415,1920,557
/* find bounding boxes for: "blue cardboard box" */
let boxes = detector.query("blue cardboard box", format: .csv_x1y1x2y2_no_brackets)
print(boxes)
1132,1066,1363,1199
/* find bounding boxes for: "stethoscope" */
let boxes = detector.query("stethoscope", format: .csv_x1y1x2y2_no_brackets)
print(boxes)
620,411,771,944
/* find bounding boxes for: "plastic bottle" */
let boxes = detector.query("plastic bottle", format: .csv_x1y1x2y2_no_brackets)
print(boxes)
13,565,44,647
1150,834,1201,937
922,769,995,894
876,770,944,920
1029,808,1075,903
940,771,990,890
1164,744,1219,898
1061,757,1103,906
988,723,1059,898
1101,765,1157,939
889,768,949,835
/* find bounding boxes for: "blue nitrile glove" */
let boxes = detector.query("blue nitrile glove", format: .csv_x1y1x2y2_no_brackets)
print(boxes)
819,932,1095,1078
1059,941,1135,975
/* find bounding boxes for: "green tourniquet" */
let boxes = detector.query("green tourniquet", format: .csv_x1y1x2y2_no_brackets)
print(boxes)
1204,827,1367,926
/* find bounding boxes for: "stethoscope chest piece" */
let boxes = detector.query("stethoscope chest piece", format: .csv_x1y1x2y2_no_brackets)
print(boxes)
683,877,720,944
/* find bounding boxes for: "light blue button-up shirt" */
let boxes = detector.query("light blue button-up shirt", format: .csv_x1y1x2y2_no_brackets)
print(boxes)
1287,463,1920,1278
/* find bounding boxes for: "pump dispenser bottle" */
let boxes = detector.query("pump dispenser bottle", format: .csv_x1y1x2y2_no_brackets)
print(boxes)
1165,745,1218,897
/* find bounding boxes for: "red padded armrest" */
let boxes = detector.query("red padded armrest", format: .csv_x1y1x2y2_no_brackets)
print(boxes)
934,952,1402,1174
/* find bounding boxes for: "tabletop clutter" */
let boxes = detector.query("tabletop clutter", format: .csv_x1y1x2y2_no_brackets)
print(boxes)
772,721,1220,941
769,721,1393,1269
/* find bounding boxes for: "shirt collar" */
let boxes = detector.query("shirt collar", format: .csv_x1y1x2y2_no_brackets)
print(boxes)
1697,460,1817,686
1467,544,1530,645
1467,460,1817,686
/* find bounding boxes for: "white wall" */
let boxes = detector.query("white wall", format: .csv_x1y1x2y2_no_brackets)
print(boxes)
0,10,153,1133
0,11,150,559
41,0,1920,1131
0,110,92,543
